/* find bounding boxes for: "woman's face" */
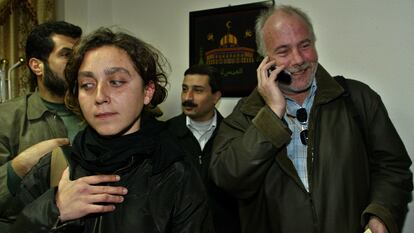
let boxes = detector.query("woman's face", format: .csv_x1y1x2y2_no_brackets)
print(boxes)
77,45,154,136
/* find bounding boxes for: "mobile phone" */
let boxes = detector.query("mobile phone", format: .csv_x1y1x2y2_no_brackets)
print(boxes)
267,65,292,85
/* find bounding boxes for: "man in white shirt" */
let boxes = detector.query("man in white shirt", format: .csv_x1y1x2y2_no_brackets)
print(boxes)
167,64,240,233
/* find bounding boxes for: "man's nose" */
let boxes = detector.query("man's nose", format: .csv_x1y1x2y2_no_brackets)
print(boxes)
290,48,305,66
184,90,194,100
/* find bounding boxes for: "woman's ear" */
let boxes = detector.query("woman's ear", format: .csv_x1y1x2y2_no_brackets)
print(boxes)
143,81,155,105
28,58,43,77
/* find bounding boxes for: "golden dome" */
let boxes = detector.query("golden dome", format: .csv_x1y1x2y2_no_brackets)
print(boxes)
220,33,238,47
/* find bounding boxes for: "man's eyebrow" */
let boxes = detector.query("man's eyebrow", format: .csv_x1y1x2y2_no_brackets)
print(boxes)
104,67,131,76
192,85,205,89
299,38,313,44
58,47,73,55
274,38,313,53
274,44,289,52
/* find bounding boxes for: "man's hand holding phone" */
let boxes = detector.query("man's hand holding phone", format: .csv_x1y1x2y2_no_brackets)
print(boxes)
257,56,287,118
267,65,292,85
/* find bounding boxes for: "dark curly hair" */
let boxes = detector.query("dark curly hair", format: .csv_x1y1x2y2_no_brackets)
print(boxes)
64,27,169,118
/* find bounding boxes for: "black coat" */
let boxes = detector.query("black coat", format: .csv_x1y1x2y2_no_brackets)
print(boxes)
167,112,241,233
11,127,213,233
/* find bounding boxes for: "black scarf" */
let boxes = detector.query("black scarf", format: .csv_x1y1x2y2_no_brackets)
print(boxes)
71,118,165,174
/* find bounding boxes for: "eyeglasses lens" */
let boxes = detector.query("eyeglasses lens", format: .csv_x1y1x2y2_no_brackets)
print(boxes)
300,129,308,145
296,108,307,123
296,108,308,145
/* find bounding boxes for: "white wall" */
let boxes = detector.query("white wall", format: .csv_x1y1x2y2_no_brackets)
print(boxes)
58,0,414,232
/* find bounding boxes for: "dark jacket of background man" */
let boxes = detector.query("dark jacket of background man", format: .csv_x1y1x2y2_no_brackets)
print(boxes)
167,64,241,233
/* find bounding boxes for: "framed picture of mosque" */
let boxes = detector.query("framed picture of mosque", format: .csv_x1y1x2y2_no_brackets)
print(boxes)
189,1,274,97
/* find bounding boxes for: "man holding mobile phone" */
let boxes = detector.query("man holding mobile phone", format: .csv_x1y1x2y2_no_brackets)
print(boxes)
210,5,412,233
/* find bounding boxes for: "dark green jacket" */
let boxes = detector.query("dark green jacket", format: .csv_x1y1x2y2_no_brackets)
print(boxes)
0,91,68,217
210,65,412,233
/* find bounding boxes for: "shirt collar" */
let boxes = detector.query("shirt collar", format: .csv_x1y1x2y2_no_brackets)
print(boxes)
186,109,217,131
285,77,318,117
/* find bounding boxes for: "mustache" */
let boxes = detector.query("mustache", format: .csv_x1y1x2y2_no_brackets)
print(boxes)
286,62,310,74
182,100,198,108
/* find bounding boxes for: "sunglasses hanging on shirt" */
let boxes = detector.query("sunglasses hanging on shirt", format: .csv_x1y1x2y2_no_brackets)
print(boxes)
296,108,308,145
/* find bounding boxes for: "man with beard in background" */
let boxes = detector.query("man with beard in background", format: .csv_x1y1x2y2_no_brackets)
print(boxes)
0,21,83,230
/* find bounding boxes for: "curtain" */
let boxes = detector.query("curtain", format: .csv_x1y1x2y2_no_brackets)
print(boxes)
0,0,55,101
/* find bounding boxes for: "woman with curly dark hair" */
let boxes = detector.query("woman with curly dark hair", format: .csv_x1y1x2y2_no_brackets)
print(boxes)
10,28,213,233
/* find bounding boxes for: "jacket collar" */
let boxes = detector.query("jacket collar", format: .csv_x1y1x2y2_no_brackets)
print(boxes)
239,64,345,116
312,64,344,105
27,91,53,120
